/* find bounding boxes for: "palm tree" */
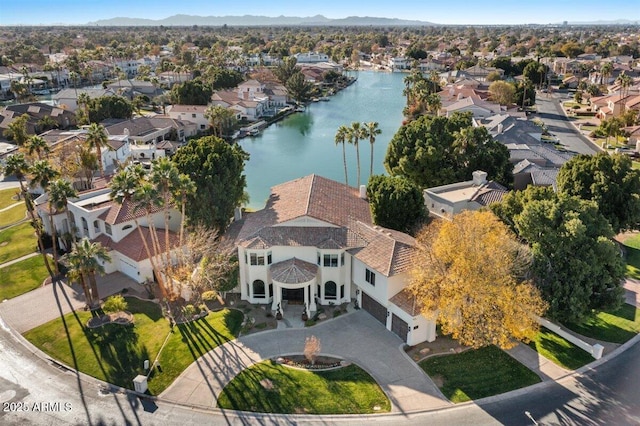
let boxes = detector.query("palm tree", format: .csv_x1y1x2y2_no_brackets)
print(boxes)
172,173,196,248
348,122,365,187
85,123,109,177
4,154,55,278
334,125,350,186
110,166,168,298
24,135,50,160
30,160,60,275
150,158,180,268
616,71,633,110
77,92,91,124
7,114,29,146
426,93,442,115
67,238,111,307
600,62,613,86
49,179,78,251
205,105,236,138
363,122,381,180
66,250,93,307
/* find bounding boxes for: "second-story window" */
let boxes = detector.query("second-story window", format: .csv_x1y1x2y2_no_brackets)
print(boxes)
105,223,112,235
365,268,376,286
323,254,339,267
250,253,265,265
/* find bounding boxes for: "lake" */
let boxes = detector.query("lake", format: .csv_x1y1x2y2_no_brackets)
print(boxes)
238,71,406,209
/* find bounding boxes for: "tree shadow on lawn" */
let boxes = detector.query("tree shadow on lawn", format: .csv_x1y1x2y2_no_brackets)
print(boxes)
85,323,151,388
530,334,592,370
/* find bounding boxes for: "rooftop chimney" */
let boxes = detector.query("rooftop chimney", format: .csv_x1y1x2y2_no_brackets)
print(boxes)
472,170,488,186
359,185,367,199
234,207,242,222
497,123,504,134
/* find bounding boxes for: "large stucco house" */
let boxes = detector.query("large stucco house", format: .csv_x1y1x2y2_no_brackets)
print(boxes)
232,174,435,346
36,183,181,285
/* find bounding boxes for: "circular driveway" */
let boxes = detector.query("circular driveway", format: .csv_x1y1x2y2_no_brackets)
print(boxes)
160,310,450,413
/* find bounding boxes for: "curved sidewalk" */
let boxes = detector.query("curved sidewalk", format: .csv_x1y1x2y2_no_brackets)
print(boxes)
160,310,451,413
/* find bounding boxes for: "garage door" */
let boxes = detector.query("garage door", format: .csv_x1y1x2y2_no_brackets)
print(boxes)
391,314,408,342
362,293,387,325
118,256,139,281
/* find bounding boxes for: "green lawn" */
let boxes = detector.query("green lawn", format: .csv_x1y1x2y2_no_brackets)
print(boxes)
528,327,593,370
565,304,640,344
0,188,21,209
419,346,540,403
623,234,640,279
0,222,37,264
217,360,390,414
23,298,243,395
0,204,27,227
0,255,48,300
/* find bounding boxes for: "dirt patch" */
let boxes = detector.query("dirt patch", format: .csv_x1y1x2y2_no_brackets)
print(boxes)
260,379,275,390
405,334,466,362
0,242,8,247
431,374,445,387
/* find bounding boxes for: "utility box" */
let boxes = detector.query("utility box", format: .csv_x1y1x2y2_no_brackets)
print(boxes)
133,375,148,393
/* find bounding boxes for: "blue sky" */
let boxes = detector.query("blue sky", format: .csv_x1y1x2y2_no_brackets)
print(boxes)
2,0,638,25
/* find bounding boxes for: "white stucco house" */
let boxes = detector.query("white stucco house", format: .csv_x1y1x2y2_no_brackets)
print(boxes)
36,186,181,284
232,174,436,346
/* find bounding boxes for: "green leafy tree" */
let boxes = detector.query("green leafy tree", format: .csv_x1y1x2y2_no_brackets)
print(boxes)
366,175,426,234
170,78,213,105
491,187,625,323
172,136,248,232
205,104,237,138
5,114,29,145
488,81,516,105
385,112,512,188
285,72,313,104
86,96,133,123
273,56,299,85
556,153,640,233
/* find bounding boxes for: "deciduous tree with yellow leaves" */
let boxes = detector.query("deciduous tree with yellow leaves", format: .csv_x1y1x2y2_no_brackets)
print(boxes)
408,210,547,349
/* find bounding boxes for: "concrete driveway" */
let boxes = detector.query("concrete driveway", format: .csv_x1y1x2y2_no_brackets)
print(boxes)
0,272,139,333
161,310,451,414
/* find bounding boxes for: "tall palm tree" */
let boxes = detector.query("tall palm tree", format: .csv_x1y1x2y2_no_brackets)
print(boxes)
77,92,91,124
24,135,50,161
66,249,93,307
616,71,633,110
150,157,180,268
110,166,167,298
172,173,196,248
348,122,365,187
49,178,78,251
4,154,54,278
30,160,60,275
600,62,613,86
363,122,381,180
334,125,350,186
85,123,109,177
67,238,111,306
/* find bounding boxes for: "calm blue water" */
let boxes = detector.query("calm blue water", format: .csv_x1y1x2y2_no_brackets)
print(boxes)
239,71,406,209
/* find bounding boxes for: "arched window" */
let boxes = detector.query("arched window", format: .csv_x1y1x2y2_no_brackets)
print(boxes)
325,281,337,300
253,280,265,297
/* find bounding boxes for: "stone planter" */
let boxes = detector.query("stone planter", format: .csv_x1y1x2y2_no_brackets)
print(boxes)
276,311,282,320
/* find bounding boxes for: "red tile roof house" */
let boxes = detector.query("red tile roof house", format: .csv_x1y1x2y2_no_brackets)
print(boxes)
35,186,182,285
232,174,436,346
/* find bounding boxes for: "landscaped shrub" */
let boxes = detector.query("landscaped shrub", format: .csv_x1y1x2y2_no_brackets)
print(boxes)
201,291,217,301
102,295,128,314
183,304,196,318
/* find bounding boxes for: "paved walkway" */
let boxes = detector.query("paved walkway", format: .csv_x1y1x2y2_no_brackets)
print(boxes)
624,278,640,308
506,343,570,382
0,272,139,333
0,201,22,213
161,310,451,413
0,251,39,269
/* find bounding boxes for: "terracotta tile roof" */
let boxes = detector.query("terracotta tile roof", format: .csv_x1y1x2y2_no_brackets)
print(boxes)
234,175,416,277
270,258,318,284
236,174,372,243
94,226,179,262
348,221,417,276
470,182,508,206
390,288,423,316
98,198,163,225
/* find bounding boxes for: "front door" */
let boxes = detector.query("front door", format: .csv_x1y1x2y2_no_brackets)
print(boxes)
282,287,305,304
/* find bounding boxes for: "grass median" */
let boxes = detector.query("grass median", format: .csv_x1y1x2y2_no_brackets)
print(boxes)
23,298,243,395
0,222,37,264
420,346,540,403
218,360,390,414
0,255,48,300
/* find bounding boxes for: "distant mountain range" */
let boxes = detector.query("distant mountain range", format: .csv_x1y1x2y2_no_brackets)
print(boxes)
566,19,638,25
87,14,435,27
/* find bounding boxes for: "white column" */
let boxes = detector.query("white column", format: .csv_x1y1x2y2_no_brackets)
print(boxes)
309,282,317,312
304,285,309,313
271,283,280,312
